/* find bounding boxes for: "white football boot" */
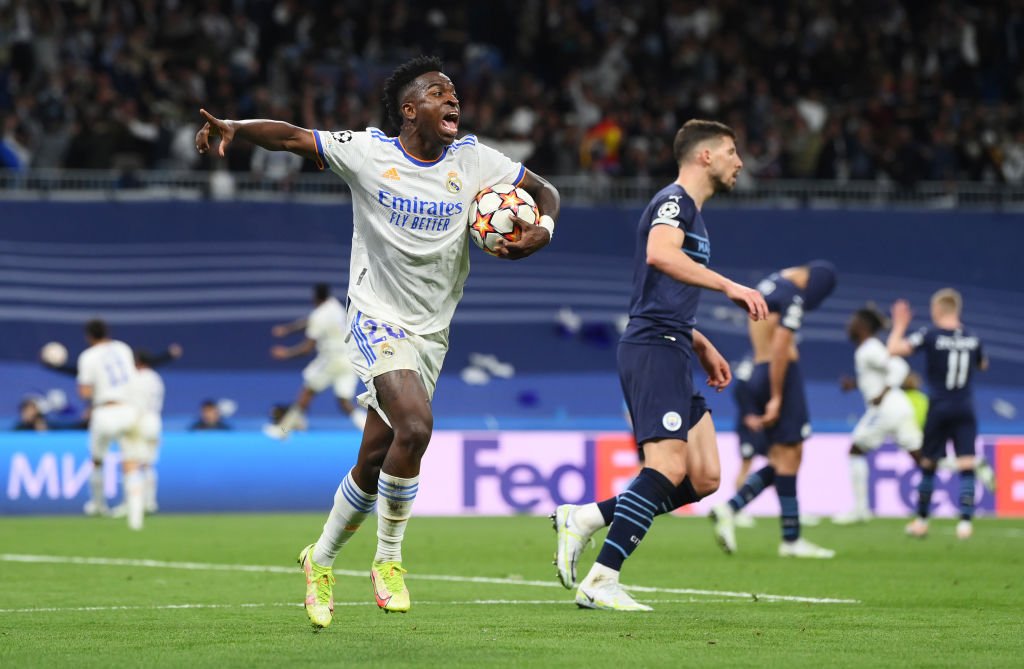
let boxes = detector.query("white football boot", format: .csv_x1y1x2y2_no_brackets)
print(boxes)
551,505,594,589
710,503,737,554
778,538,836,559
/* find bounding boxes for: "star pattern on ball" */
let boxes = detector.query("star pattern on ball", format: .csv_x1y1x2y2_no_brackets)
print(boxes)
499,191,526,210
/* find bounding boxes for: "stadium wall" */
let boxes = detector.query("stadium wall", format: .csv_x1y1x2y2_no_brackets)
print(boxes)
3,432,1022,517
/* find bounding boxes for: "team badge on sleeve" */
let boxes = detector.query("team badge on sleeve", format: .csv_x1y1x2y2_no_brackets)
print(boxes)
332,130,353,144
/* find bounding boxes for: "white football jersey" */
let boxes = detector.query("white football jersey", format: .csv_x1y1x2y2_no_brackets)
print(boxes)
134,367,165,415
855,337,909,404
306,296,347,356
77,340,138,405
313,127,523,334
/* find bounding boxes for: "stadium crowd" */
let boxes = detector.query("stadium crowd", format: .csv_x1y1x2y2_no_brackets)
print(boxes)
1,0,1022,186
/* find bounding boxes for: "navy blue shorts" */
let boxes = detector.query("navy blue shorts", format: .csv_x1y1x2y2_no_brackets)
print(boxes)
922,405,977,460
736,422,769,459
748,361,811,446
618,340,706,446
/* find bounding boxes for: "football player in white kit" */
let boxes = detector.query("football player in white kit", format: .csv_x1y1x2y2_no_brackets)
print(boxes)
111,347,178,525
196,55,559,627
75,320,142,527
267,283,367,438
833,306,923,524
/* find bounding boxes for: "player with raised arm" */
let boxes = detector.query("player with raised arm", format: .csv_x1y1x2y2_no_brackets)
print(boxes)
75,320,141,527
552,120,768,611
196,56,559,627
266,283,367,439
710,261,837,559
832,306,922,525
888,289,988,540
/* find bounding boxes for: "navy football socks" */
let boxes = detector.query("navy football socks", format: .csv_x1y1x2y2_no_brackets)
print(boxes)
776,474,800,542
727,465,776,512
595,468,675,571
917,467,937,519
597,476,701,525
958,469,976,521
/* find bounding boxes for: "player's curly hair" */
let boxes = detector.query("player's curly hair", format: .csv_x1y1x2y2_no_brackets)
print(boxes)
382,55,444,135
854,303,888,333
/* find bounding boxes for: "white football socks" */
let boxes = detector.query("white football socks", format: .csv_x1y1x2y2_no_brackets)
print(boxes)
573,502,607,535
375,471,419,563
144,467,158,511
849,454,869,516
89,465,107,511
313,470,377,566
124,470,144,530
279,407,306,434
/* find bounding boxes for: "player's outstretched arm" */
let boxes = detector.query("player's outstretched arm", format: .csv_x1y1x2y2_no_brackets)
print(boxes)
646,225,768,320
195,109,318,162
886,299,914,357
496,169,560,260
271,339,315,361
692,329,731,391
146,344,183,369
272,318,308,338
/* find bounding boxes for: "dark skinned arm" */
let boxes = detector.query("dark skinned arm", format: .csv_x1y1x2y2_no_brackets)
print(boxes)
496,169,560,259
196,110,319,162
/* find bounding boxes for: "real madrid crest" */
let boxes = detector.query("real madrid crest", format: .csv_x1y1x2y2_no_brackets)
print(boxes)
446,171,462,194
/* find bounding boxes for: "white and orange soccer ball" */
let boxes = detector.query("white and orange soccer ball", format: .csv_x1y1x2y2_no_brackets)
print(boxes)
467,183,539,256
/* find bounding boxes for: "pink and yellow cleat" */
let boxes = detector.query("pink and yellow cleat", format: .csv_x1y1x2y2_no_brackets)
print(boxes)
371,561,410,613
297,543,335,628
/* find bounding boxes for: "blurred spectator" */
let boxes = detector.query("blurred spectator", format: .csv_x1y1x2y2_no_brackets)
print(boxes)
0,1,1021,185
13,399,47,431
189,400,231,431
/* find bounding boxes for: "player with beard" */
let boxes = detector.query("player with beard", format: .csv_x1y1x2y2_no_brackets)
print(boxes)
196,56,560,627
551,120,768,611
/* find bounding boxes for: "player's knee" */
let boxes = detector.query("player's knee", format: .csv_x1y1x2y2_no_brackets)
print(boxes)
691,472,720,498
391,418,432,457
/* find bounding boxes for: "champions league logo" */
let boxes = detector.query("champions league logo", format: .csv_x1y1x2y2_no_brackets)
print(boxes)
657,201,680,219
331,130,353,144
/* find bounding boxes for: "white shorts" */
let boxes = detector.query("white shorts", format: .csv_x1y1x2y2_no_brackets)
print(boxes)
852,389,923,452
345,304,448,422
302,353,358,399
89,403,141,461
122,411,161,464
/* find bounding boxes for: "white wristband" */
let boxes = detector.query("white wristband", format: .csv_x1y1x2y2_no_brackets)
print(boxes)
538,214,555,240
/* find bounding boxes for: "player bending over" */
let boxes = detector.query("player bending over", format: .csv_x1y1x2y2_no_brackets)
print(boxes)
552,120,768,611
888,289,987,540
266,283,367,438
197,55,559,627
832,305,922,524
711,261,837,559
729,356,766,528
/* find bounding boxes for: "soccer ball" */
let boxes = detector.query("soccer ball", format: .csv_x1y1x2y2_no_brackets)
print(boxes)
40,341,68,367
467,183,539,256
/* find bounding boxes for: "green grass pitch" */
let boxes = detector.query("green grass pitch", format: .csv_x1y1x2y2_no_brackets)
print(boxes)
1,513,1021,668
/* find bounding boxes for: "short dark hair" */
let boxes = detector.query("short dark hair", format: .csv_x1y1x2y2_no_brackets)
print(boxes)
201,399,218,409
673,120,736,165
853,304,887,334
382,55,444,134
84,318,108,340
314,282,331,303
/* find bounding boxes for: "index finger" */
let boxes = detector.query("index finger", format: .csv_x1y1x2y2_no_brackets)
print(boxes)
199,108,219,125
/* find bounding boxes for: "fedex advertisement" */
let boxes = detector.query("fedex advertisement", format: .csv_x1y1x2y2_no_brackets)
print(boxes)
2,432,1022,516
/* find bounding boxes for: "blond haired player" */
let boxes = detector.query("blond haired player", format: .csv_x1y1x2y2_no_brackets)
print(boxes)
889,289,988,540
75,319,141,528
266,283,366,438
196,55,559,627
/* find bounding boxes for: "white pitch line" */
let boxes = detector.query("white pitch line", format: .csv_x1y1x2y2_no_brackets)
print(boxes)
0,599,741,615
0,554,860,605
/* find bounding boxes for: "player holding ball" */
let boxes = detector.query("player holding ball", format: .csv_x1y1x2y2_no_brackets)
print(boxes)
196,56,559,628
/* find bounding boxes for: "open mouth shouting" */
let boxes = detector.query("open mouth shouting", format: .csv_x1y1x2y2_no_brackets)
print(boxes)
440,108,459,137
